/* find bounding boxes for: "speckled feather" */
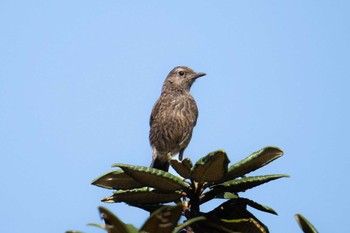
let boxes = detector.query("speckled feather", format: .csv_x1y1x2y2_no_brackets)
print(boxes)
149,66,205,171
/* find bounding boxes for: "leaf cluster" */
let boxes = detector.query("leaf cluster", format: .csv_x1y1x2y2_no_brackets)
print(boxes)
89,146,288,233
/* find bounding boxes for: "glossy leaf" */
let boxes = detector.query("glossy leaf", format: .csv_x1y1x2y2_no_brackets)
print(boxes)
215,174,288,192
191,150,230,184
113,164,188,192
102,188,182,204
295,214,318,233
91,170,144,190
170,158,193,179
141,205,182,233
226,147,283,180
202,174,288,203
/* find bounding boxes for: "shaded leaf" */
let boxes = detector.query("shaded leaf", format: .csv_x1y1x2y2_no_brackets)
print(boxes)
215,192,239,199
170,158,193,179
98,206,130,233
91,170,144,190
124,225,140,233
113,164,188,192
174,216,206,233
193,220,235,233
202,174,288,204
141,205,182,233
102,188,183,204
226,147,283,180
207,194,277,215
295,214,318,233
236,198,277,215
127,203,164,213
217,218,268,233
88,223,139,233
66,231,85,233
206,202,269,233
191,150,230,184
197,223,236,233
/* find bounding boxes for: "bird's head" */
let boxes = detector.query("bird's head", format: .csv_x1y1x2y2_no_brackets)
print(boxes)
162,66,206,93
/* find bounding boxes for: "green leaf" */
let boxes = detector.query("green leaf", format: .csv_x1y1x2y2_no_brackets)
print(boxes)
66,231,85,233
295,214,318,233
236,198,277,215
174,216,206,233
205,200,269,232
195,222,236,233
170,158,193,179
124,225,140,233
91,170,144,190
215,174,288,192
102,188,183,204
215,192,239,199
89,223,139,232
217,218,268,233
226,147,283,180
87,223,106,229
196,216,267,233
207,194,277,215
141,205,182,233
191,150,230,184
113,164,188,192
127,203,164,213
202,174,288,203
98,206,130,233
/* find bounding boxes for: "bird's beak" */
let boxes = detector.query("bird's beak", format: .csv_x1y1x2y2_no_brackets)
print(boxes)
191,72,206,80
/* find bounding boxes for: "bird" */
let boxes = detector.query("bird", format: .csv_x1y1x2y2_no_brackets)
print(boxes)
149,66,205,171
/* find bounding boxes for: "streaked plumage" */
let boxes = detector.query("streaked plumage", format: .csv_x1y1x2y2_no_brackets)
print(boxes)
149,66,205,171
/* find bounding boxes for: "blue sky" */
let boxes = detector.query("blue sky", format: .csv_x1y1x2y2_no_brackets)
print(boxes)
1,1,349,232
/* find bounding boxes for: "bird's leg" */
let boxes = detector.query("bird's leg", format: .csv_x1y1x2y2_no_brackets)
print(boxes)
179,148,185,161
166,152,172,161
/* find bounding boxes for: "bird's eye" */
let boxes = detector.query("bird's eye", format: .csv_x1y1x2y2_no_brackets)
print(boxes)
178,71,185,76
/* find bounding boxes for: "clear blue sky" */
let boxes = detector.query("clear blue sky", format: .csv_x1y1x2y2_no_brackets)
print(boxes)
1,1,349,232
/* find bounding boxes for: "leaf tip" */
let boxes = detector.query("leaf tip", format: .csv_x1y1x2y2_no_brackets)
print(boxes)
111,163,125,168
267,146,284,156
101,197,115,203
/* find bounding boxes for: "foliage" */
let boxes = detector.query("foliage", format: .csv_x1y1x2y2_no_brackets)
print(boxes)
295,214,318,233
67,146,317,232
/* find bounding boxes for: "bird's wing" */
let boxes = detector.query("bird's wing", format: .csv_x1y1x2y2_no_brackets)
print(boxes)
149,97,162,126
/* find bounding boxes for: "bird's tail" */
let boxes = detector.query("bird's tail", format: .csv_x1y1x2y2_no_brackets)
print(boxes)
150,154,169,172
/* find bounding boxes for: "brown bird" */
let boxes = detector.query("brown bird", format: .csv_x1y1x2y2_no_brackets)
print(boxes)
149,66,205,171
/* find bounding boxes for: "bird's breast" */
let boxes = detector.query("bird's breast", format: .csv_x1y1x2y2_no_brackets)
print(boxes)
149,93,199,155
169,95,198,121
